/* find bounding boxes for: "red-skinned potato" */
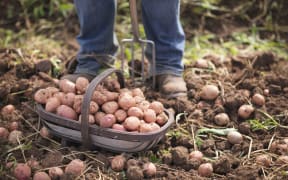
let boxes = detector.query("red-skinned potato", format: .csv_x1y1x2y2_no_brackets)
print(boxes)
53,92,65,103
189,150,203,161
45,87,60,97
255,154,271,167
198,163,213,177
56,105,78,120
45,97,61,112
33,171,51,180
102,101,119,114
227,131,243,144
40,127,50,138
73,95,83,114
134,96,145,104
89,101,99,114
1,104,15,115
137,100,150,111
92,91,108,105
103,78,121,92
49,167,64,179
0,127,9,139
13,163,31,180
143,109,157,123
131,88,144,97
111,155,126,172
34,89,50,104
65,159,85,176
214,113,230,126
156,112,168,126
99,114,116,128
127,107,144,118
143,162,157,177
238,104,254,119
59,79,76,93
149,101,164,115
150,122,161,131
26,159,40,170
8,130,23,144
75,77,89,94
61,92,75,107
102,90,119,101
139,123,153,133
95,111,106,125
199,84,219,100
78,114,95,124
123,116,140,131
112,124,126,131
9,121,19,131
118,94,136,110
114,109,127,123
252,93,265,106
263,89,269,96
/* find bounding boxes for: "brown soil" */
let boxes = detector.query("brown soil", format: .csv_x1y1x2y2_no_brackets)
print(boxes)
1,49,288,179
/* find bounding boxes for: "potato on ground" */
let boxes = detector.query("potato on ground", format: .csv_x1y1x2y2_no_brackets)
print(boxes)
111,155,126,172
49,167,64,179
65,159,85,176
33,171,51,180
13,163,31,180
8,130,23,144
0,127,9,139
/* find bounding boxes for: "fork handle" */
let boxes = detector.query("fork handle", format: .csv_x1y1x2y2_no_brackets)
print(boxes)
129,0,140,41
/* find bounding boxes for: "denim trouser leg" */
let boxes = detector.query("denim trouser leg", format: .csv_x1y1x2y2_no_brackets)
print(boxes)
141,0,185,76
73,0,118,76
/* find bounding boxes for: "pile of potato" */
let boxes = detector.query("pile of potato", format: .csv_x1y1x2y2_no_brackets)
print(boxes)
34,77,168,133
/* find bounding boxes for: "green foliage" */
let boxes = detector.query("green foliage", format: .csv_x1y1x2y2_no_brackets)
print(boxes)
3,0,73,25
248,118,278,131
184,28,288,64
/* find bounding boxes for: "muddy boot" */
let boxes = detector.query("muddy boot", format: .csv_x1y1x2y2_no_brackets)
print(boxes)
156,74,187,99
60,73,95,83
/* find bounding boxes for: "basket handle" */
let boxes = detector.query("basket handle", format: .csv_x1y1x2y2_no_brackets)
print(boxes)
80,68,125,149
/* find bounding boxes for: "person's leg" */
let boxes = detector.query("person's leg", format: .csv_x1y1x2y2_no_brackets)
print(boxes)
141,0,186,97
141,0,185,76
73,0,118,76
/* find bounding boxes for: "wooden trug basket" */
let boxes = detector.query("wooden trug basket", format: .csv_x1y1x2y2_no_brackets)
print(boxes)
36,68,174,152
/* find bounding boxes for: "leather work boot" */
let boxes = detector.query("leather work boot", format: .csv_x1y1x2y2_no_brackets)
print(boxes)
156,74,187,98
60,73,95,83
61,54,114,83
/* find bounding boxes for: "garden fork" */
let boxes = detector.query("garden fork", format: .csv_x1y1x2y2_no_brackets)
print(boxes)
120,0,156,89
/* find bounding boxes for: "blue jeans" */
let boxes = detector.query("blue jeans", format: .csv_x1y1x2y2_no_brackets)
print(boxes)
74,0,185,76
